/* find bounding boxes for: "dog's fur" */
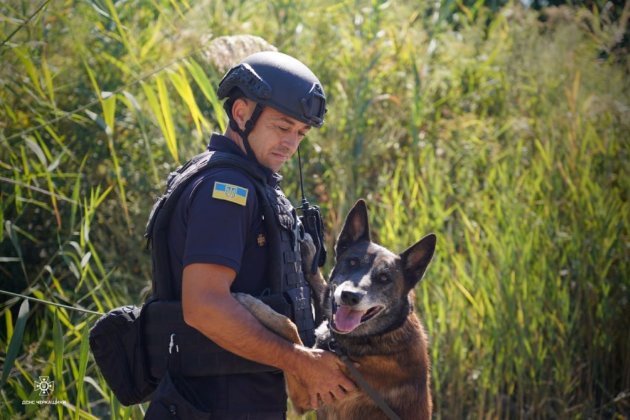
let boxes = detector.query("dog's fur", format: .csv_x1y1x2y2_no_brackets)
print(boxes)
235,199,435,419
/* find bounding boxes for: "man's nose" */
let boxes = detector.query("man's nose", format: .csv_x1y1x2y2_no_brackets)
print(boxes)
282,132,301,151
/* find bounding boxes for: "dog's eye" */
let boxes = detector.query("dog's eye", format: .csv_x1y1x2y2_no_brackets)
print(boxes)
377,273,390,283
348,258,360,267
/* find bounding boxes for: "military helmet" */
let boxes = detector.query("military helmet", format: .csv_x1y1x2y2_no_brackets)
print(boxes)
218,51,326,127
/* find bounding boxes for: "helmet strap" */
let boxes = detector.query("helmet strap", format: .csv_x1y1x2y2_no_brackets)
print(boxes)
229,103,264,165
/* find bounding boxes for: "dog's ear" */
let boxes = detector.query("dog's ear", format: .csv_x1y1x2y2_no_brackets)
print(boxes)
336,199,371,257
400,233,436,289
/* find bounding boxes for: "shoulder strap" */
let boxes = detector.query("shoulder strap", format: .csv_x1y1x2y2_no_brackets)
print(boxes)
145,150,269,300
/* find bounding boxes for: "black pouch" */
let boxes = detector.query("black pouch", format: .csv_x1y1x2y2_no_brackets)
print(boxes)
89,304,155,406
144,371,212,420
145,334,211,420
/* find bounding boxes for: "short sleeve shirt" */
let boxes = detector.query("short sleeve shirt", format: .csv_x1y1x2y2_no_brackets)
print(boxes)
166,133,286,413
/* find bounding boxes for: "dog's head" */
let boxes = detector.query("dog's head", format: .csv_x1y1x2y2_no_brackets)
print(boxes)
327,199,436,336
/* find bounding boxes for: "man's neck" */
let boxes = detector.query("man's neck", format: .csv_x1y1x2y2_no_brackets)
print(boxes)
224,128,247,156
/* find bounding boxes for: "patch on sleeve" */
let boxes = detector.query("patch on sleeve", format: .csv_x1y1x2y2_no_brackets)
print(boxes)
212,181,248,206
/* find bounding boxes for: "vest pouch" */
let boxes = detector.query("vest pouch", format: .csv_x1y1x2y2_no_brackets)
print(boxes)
143,301,280,378
266,187,297,235
284,287,316,347
145,370,211,420
89,305,155,406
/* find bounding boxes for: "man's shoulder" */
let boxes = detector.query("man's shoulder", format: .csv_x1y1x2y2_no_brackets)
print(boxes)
184,166,260,210
193,165,259,192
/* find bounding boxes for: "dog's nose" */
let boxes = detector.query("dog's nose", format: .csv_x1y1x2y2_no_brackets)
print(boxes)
340,290,364,306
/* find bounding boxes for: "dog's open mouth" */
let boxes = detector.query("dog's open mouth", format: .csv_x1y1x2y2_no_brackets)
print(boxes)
332,305,384,333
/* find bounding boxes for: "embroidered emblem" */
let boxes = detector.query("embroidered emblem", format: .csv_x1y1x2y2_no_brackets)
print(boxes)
212,182,248,206
257,234,266,247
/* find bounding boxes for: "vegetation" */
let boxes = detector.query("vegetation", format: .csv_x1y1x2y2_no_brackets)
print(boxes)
1,0,628,418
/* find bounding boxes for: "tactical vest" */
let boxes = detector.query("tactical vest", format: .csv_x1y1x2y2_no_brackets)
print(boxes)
143,150,315,379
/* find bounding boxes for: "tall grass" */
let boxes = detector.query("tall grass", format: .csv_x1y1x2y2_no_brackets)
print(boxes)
1,0,628,418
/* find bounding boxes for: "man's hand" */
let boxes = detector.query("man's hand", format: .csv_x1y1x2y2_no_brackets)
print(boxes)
282,345,356,410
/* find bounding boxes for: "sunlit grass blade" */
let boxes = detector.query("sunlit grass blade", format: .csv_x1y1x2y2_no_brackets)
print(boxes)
13,47,45,98
52,309,66,406
168,66,209,136
75,326,90,418
156,74,178,162
185,59,227,133
142,79,179,162
103,0,137,64
41,53,56,107
139,17,163,60
1,299,30,388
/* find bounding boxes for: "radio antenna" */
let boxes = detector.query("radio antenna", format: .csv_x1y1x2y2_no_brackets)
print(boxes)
295,145,327,273
297,146,307,206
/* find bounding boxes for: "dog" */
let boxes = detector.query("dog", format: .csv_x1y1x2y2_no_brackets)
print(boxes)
235,199,435,419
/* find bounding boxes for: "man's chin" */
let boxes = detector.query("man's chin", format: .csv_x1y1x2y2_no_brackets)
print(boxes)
266,157,287,172
260,162,282,172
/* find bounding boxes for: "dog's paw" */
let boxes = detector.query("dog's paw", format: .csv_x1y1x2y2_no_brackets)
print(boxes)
314,321,331,344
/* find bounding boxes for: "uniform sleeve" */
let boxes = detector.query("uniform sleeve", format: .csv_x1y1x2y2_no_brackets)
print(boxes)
181,168,257,274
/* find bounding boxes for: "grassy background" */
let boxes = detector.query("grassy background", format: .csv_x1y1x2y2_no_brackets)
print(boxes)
1,0,628,418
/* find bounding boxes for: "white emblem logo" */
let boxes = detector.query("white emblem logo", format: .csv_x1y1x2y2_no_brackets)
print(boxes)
34,376,54,396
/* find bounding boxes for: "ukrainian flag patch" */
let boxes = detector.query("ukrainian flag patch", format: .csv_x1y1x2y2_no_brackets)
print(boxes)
212,182,248,206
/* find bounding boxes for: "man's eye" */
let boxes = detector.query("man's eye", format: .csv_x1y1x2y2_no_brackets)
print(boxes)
277,126,290,132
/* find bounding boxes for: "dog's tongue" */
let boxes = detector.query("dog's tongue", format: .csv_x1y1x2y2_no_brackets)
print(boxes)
334,306,365,333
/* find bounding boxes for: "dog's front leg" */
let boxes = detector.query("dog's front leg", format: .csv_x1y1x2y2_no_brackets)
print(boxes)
233,292,313,414
232,293,302,344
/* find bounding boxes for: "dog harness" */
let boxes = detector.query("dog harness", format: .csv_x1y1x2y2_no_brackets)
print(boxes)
327,336,402,420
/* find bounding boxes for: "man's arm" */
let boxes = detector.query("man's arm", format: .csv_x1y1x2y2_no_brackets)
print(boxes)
181,263,355,409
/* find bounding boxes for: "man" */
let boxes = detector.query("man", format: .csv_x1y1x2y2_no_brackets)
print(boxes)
145,51,355,419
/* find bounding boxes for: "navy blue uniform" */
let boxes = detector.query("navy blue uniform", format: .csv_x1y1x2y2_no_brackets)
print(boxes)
166,133,287,418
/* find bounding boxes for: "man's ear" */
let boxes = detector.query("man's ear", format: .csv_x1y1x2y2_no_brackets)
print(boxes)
400,234,436,290
335,199,370,258
231,98,252,131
